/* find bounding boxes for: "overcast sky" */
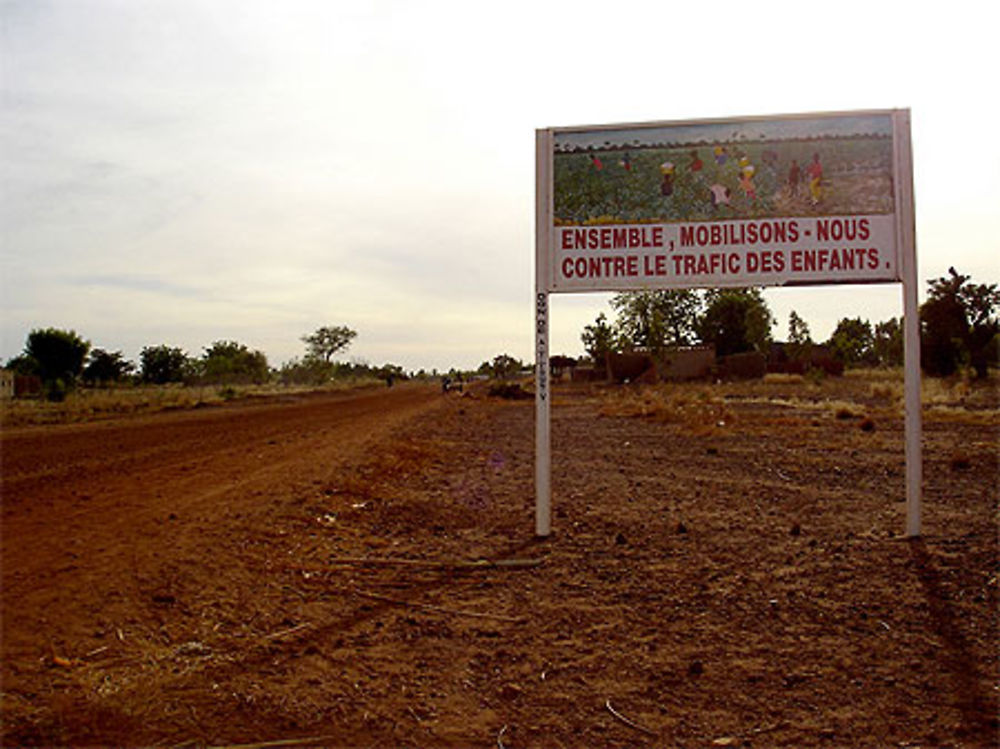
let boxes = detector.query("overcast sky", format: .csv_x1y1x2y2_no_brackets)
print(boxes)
2,0,997,372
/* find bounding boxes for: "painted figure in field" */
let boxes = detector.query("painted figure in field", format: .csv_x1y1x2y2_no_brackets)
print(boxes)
788,159,801,196
739,165,756,202
620,152,632,171
713,146,728,165
709,182,731,208
660,161,675,196
807,153,823,205
591,154,603,171
689,150,703,172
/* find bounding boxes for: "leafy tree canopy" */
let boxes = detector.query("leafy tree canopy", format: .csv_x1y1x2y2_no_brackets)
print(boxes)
582,288,776,361
140,345,191,384
920,267,999,378
278,357,334,386
698,288,774,358
302,325,357,363
24,328,90,385
610,290,703,352
479,353,522,381
83,349,135,385
581,312,616,365
787,310,813,360
200,340,269,384
873,317,904,368
5,353,40,376
788,310,812,345
827,317,875,367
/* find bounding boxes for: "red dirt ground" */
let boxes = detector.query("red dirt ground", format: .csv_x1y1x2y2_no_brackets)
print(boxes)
1,378,997,747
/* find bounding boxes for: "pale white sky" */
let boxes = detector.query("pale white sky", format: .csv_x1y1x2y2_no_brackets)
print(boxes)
2,0,997,372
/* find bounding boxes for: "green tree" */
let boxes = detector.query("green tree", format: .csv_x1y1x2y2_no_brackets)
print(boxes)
787,310,813,361
481,353,522,381
201,340,269,384
872,317,904,367
611,290,703,351
581,312,616,366
278,357,335,385
82,349,135,385
920,268,999,378
23,328,91,395
140,345,191,384
375,363,406,385
698,289,775,357
827,317,874,367
4,353,40,376
302,325,357,363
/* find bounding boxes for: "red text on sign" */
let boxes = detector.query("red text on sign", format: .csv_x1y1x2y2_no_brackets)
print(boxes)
560,226,664,251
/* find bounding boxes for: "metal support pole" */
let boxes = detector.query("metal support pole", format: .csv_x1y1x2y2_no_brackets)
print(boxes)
896,109,921,537
903,281,922,537
535,291,551,536
534,129,553,537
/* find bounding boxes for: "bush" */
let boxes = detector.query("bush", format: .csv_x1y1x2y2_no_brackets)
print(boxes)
199,341,269,385
140,345,191,384
278,357,335,386
487,382,532,400
82,349,134,386
21,328,90,398
921,268,999,379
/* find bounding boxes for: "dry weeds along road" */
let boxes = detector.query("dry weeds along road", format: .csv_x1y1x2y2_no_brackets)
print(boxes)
1,378,997,747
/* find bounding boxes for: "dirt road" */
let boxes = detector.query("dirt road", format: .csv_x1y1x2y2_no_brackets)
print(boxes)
2,384,443,744
2,383,440,582
1,378,997,747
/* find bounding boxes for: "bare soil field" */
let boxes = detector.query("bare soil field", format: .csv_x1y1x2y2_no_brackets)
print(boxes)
1,376,997,748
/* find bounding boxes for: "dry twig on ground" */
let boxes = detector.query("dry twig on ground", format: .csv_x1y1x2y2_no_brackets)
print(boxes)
205,736,338,749
605,699,657,736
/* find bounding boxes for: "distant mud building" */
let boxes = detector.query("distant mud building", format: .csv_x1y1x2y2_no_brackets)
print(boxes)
571,346,717,384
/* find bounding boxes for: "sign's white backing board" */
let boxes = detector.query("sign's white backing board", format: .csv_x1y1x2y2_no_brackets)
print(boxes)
538,110,911,293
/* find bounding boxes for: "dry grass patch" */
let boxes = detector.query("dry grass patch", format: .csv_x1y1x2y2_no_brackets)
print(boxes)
0,385,216,426
586,370,998,431
0,379,382,427
597,384,734,432
762,373,807,385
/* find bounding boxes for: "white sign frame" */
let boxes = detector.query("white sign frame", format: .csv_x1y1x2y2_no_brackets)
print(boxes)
535,109,919,538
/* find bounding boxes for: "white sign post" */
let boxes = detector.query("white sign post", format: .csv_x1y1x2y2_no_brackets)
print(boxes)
535,129,553,536
535,109,919,537
895,110,921,536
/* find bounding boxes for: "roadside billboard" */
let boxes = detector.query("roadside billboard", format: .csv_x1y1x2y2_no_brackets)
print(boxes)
533,109,920,539
537,110,912,292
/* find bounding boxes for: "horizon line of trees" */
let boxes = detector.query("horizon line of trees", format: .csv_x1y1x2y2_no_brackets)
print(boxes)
580,268,998,377
4,269,996,401
2,324,421,401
